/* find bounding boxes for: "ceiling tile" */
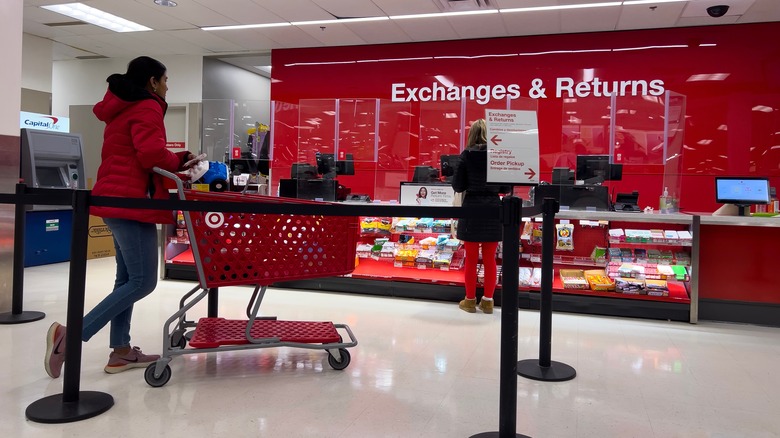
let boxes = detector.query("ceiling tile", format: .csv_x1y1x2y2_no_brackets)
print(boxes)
560,7,622,33
309,0,386,18
134,0,237,27
189,0,285,24
52,41,97,61
617,2,687,30
246,0,334,22
447,13,507,39
393,17,460,42
119,31,211,55
206,29,284,51
681,0,756,17
294,23,366,46
370,0,440,16
22,20,78,39
739,0,780,22
51,35,137,58
97,0,198,31
252,26,324,48
501,10,562,36
166,29,247,53
344,21,413,45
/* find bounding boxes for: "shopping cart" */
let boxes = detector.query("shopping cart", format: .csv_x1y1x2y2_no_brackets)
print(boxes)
145,168,359,387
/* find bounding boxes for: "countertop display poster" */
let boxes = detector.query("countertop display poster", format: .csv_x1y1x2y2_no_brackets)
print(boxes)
400,183,455,206
485,109,540,184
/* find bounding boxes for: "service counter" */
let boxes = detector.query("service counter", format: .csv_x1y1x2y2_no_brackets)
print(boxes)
697,214,780,326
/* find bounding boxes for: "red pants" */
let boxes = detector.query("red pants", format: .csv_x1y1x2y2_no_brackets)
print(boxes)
464,241,498,300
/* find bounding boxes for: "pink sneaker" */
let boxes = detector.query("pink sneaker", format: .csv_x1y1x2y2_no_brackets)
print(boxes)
44,322,67,378
104,347,160,374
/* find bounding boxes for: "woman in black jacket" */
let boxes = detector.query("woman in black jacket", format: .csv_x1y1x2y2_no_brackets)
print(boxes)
452,119,502,314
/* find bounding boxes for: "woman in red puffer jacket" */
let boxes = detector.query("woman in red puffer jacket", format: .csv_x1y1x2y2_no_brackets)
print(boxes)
44,57,199,378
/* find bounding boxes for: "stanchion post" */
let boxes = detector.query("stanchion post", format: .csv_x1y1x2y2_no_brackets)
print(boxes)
517,197,576,382
471,195,530,438
26,189,114,423
0,182,45,324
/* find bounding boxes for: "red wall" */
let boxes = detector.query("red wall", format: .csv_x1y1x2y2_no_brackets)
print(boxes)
270,23,780,210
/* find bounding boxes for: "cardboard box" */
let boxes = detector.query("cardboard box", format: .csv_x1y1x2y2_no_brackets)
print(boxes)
87,215,115,260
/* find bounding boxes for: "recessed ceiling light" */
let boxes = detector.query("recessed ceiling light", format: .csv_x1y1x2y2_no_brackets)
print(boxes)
42,3,151,32
154,0,177,6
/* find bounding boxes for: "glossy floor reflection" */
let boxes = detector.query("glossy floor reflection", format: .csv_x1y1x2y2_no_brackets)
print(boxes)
3,258,780,437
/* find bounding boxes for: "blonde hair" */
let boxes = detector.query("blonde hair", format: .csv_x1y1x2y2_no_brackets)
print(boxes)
466,119,487,148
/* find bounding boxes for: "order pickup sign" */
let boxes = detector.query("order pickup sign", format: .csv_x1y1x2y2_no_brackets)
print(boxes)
485,109,540,184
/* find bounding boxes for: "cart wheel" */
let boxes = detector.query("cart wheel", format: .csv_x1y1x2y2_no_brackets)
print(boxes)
327,349,351,370
144,363,172,388
171,331,187,349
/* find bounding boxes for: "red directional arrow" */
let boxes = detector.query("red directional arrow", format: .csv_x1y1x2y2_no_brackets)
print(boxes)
524,168,536,179
490,134,502,146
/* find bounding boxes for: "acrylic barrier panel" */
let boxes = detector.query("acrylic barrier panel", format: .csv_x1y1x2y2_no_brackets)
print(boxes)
334,99,379,200
662,91,687,212
201,99,234,162
298,99,337,166
375,99,414,202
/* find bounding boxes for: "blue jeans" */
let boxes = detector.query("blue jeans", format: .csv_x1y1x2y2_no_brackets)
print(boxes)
82,218,158,348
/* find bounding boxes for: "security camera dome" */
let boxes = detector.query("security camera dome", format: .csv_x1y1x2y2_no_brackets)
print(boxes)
706,5,730,17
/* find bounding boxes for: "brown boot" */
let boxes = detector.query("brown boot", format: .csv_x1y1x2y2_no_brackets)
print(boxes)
478,299,494,314
459,298,476,313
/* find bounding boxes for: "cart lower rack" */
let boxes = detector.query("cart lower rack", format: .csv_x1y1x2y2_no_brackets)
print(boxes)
146,168,359,387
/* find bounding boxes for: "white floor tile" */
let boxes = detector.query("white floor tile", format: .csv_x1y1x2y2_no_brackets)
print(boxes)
2,257,780,438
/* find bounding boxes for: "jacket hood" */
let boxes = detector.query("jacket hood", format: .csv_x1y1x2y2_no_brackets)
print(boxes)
93,74,167,122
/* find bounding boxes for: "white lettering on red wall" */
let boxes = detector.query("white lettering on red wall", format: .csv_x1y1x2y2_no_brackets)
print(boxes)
391,77,665,103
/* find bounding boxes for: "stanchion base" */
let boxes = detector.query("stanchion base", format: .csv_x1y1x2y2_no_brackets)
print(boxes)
26,391,114,423
517,359,576,382
470,432,531,438
0,310,45,324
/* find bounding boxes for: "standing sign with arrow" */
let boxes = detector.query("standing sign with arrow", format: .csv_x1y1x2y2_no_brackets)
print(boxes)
485,109,540,185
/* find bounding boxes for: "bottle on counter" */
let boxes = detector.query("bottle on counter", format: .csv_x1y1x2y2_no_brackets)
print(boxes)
659,187,669,214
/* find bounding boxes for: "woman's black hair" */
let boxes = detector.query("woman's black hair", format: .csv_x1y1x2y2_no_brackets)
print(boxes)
123,56,166,88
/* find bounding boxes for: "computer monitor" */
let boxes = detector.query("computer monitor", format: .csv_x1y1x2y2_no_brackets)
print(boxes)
552,167,575,185
576,155,622,184
229,158,269,176
335,153,355,176
440,155,460,177
291,163,317,180
715,177,770,205
315,152,336,176
412,166,440,183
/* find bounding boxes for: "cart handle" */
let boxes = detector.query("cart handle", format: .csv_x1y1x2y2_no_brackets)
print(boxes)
153,167,186,200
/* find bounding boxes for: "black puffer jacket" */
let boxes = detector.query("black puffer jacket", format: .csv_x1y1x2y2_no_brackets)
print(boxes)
452,146,502,242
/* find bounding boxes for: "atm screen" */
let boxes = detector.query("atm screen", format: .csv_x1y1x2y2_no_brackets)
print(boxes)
35,166,66,188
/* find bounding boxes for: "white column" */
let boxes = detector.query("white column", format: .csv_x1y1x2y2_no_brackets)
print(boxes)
0,0,24,311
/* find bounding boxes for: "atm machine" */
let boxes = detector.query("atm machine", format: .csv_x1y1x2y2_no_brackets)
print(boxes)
19,128,87,266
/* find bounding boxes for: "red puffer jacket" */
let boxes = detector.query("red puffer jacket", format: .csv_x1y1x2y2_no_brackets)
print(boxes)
91,86,188,224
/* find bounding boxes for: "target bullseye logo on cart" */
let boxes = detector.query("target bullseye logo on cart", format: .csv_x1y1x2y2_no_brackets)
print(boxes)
205,212,224,228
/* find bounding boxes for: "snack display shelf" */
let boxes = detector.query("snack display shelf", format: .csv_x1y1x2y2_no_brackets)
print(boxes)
523,254,606,268
608,241,692,248
519,284,690,304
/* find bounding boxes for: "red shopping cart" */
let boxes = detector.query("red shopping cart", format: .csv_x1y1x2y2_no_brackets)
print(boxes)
145,168,359,387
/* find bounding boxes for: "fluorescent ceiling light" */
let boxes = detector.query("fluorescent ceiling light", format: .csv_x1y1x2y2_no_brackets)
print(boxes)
292,17,389,26
501,2,622,13
623,0,687,5
203,22,291,31
42,3,151,32
391,10,498,20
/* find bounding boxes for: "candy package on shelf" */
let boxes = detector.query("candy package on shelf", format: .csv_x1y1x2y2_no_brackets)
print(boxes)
431,220,452,233
590,246,607,264
531,223,543,245
419,237,438,249
415,249,437,266
645,279,669,296
584,269,615,291
560,269,588,289
416,218,434,230
556,223,574,251
616,278,645,294
518,267,534,286
433,252,454,268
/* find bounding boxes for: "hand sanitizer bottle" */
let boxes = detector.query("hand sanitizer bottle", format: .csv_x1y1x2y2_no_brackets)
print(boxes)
659,187,669,214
